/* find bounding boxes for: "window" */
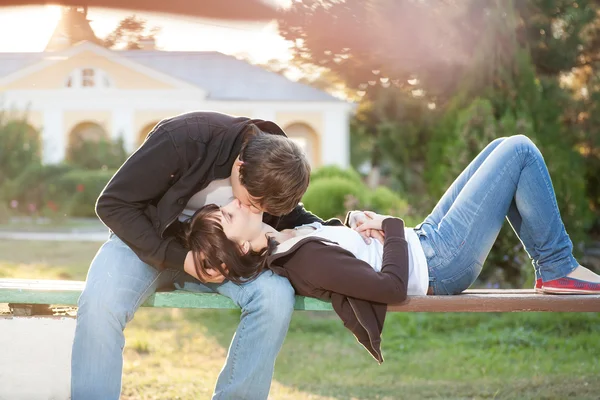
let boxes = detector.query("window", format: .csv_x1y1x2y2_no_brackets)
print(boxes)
82,68,95,87
65,68,111,89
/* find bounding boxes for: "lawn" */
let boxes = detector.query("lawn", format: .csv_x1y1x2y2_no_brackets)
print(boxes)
1,239,599,400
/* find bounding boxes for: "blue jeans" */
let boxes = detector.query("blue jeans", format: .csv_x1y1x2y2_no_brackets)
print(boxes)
415,135,579,295
71,234,295,400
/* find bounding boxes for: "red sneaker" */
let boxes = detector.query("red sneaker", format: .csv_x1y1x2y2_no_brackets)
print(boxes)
541,277,600,295
534,278,543,293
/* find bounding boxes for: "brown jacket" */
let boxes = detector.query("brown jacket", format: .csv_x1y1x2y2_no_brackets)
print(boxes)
266,218,409,363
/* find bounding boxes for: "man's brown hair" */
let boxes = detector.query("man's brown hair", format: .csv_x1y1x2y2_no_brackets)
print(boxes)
239,125,311,216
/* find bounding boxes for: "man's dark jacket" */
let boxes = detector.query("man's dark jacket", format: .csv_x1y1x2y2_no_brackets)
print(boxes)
96,111,337,271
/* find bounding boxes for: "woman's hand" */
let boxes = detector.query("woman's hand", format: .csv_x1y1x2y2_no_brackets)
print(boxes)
354,211,393,234
349,211,385,244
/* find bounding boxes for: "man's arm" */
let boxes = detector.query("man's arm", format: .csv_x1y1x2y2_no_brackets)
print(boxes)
96,127,188,271
263,203,343,231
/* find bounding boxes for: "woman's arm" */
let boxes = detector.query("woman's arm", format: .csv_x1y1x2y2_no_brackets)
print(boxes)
291,218,409,304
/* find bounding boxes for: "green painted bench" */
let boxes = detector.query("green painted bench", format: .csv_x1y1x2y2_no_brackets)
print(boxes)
2,279,600,314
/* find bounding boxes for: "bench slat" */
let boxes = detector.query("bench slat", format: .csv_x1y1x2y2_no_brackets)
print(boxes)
1,279,599,312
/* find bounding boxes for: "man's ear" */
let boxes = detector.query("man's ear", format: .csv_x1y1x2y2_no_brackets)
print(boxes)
240,241,250,255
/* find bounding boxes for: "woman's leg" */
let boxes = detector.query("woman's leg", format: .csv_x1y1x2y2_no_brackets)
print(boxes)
424,135,588,295
420,137,544,284
421,137,507,227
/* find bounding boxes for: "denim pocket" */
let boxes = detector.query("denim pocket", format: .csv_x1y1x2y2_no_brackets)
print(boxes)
439,260,482,295
415,227,442,268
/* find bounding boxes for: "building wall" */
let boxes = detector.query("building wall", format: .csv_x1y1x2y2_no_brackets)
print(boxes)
0,49,351,168
2,51,175,91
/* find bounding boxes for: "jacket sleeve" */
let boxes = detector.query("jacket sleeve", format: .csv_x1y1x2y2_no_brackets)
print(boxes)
263,203,343,230
300,218,409,304
95,128,189,271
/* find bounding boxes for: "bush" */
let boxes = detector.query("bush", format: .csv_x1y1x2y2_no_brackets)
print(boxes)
366,186,410,216
0,117,41,186
311,165,363,186
53,169,115,217
1,164,74,214
67,137,128,170
302,177,367,220
1,164,114,218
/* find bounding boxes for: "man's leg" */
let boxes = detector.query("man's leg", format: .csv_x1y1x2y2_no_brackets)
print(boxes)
178,270,295,400
71,234,179,400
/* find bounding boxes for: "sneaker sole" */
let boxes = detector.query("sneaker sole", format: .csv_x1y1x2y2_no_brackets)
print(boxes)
541,287,600,295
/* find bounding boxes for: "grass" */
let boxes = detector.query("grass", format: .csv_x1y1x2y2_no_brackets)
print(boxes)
2,239,599,399
0,216,105,232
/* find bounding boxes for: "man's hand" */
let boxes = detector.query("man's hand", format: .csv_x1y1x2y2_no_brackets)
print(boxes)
184,251,226,284
348,211,385,245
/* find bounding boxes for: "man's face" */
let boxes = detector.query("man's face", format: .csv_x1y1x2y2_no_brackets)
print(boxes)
230,158,264,214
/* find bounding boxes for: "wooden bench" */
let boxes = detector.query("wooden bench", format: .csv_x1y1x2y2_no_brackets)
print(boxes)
2,278,600,313
1,278,598,399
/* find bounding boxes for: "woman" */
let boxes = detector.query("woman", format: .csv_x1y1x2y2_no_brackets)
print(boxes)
182,135,600,361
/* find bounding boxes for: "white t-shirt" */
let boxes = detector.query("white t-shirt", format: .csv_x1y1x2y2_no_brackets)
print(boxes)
179,178,234,221
277,222,430,295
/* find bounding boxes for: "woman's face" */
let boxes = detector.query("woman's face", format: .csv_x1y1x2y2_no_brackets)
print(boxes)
218,198,264,245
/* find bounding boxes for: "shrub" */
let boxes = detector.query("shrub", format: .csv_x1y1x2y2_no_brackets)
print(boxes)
1,164,114,218
54,169,115,217
302,177,367,220
0,116,41,186
366,186,410,216
1,164,74,214
310,165,363,186
67,137,128,170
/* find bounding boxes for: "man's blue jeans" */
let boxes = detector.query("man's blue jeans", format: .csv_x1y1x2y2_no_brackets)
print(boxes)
71,234,295,400
416,135,579,294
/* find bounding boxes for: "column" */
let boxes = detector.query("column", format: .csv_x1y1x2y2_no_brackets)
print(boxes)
322,108,350,168
111,109,135,153
42,109,65,164
252,107,276,122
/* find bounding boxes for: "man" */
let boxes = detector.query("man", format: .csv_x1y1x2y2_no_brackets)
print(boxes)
71,111,337,399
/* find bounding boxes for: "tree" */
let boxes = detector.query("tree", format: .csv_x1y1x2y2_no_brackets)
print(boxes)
0,111,41,186
103,16,161,50
278,0,600,285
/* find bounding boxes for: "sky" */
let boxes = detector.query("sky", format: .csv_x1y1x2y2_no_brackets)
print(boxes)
0,3,293,64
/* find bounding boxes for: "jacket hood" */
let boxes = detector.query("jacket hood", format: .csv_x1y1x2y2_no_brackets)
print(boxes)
267,237,388,364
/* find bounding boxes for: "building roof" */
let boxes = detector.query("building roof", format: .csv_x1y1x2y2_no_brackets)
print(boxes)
0,49,341,102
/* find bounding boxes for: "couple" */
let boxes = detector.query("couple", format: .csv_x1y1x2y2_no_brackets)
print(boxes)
71,111,600,399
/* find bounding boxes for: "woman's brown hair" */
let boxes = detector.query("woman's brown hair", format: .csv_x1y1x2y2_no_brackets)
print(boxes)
180,204,276,284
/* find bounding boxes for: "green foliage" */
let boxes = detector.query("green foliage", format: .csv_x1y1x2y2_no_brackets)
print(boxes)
67,137,128,170
366,186,409,216
302,177,367,220
54,169,115,217
310,165,363,185
306,167,411,221
1,164,114,218
0,202,11,224
0,116,41,186
1,164,74,214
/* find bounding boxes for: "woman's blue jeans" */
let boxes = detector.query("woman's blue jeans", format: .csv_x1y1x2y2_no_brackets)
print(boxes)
415,135,579,295
71,234,295,400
